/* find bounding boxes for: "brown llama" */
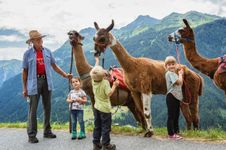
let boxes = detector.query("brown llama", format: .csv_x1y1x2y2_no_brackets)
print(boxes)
93,20,203,137
168,19,226,100
67,30,146,128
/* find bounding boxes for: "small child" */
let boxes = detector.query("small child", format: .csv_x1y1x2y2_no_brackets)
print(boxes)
67,77,87,140
90,58,119,150
165,56,184,140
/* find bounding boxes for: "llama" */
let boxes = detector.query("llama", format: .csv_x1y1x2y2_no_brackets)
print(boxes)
67,30,146,128
93,20,203,137
168,19,226,100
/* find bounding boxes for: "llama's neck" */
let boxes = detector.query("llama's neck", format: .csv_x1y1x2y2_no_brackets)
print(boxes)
73,45,92,76
183,41,219,76
110,41,134,72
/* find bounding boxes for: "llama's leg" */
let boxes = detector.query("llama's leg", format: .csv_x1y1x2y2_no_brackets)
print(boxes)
142,93,154,137
90,97,95,109
131,92,147,130
180,102,192,130
127,100,142,126
224,90,226,102
189,95,199,130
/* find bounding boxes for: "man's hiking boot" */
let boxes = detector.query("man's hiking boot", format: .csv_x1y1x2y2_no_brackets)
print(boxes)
103,143,116,150
44,132,56,138
28,137,39,143
93,143,102,150
71,131,77,140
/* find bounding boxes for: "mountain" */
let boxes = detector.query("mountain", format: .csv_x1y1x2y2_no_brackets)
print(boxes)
116,15,160,40
0,74,27,122
122,15,160,30
0,28,24,88
0,59,22,87
195,19,226,56
0,11,226,130
155,11,221,30
79,27,97,52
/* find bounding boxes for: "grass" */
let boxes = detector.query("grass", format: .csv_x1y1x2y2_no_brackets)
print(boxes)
181,128,226,141
1,122,226,142
0,122,27,128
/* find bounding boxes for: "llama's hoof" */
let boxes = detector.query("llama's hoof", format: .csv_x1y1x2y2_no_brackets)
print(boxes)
193,126,199,130
144,130,154,137
186,127,192,130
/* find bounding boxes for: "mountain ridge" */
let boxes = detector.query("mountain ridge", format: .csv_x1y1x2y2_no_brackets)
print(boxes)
0,59,21,87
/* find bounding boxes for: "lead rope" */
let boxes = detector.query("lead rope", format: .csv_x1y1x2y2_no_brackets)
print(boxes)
68,47,73,133
175,44,180,64
175,44,191,106
102,52,105,69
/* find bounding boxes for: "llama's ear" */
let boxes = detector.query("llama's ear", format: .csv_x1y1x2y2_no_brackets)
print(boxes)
106,20,114,32
94,22,100,30
80,35,85,40
183,19,191,28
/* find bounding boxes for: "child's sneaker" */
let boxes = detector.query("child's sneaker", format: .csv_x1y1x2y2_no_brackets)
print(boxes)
174,134,183,140
168,134,183,140
71,131,77,140
77,131,86,139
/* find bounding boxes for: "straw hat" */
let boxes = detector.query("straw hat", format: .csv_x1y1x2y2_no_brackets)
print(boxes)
90,66,105,81
26,30,46,44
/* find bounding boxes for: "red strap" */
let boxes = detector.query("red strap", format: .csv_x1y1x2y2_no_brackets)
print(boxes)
175,45,191,105
175,44,180,64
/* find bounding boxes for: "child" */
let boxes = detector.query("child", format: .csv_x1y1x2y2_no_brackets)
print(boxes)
67,77,87,140
90,57,119,150
165,56,184,140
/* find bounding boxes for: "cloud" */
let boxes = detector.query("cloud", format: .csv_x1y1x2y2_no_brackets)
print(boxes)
0,0,225,60
0,35,24,42
193,0,226,16
108,3,116,9
201,0,226,3
213,0,226,16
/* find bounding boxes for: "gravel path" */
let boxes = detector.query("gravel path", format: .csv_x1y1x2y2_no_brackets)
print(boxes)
0,128,225,150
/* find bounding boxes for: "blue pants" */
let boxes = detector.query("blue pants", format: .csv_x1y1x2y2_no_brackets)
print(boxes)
71,110,85,133
93,108,112,146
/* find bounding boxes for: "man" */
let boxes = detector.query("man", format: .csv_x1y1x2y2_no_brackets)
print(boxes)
22,30,72,143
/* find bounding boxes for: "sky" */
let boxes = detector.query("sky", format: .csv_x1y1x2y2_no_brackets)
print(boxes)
0,0,225,60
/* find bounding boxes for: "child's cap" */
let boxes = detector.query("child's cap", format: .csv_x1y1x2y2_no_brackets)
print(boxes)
90,65,105,81
165,56,177,67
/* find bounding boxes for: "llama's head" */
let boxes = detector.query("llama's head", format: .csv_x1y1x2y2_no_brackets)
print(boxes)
93,20,114,56
168,19,194,44
68,30,84,47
